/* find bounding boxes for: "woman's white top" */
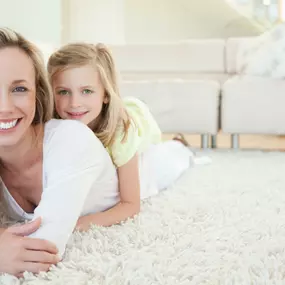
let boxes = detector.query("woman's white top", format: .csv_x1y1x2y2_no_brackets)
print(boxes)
0,119,194,258
0,119,119,257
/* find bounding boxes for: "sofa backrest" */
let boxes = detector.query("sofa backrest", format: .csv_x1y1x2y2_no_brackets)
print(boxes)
110,40,226,74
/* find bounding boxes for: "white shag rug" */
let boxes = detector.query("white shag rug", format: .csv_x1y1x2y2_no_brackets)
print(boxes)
1,150,285,285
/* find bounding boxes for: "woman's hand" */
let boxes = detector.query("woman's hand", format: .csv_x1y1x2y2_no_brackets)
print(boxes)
0,218,60,277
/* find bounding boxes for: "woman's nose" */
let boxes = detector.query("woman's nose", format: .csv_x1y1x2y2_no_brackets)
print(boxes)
0,88,14,113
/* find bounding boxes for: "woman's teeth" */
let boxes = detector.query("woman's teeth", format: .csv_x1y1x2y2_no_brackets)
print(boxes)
0,119,18,130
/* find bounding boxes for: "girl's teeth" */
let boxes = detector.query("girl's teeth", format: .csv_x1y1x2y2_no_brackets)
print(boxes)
0,119,18,130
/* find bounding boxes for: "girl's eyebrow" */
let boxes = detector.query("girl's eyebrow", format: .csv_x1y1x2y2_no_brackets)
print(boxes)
55,86,70,90
80,85,95,89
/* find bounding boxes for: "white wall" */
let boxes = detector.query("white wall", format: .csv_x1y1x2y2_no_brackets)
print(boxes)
63,0,262,45
64,0,125,44
0,0,62,46
124,0,262,43
0,0,263,46
124,0,191,43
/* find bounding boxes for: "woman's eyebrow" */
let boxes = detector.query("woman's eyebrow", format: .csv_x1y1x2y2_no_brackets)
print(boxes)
12,79,28,84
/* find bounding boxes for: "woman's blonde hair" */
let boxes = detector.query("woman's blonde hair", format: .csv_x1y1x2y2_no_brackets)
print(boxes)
47,43,130,148
0,27,53,124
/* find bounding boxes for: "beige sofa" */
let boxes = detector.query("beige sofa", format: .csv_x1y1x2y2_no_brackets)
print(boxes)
110,38,285,148
111,40,224,148
120,79,220,148
222,38,285,148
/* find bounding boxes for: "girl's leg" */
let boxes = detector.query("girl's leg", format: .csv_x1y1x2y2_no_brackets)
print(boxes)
141,139,194,194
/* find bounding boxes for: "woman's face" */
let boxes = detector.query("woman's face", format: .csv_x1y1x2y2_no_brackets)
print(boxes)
0,47,36,148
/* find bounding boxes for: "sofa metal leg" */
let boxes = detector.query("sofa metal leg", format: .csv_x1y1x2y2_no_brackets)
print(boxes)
211,135,217,148
231,134,239,149
201,134,209,149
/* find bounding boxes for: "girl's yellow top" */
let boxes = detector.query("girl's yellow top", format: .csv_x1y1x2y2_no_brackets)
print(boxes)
107,97,162,167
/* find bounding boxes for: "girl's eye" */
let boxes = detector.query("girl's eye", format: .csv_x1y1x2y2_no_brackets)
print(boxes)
58,90,69,96
82,89,93,95
13,86,27,93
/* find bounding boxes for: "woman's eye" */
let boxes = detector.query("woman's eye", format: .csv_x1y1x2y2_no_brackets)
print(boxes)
58,90,69,96
82,89,93,95
13,86,27,93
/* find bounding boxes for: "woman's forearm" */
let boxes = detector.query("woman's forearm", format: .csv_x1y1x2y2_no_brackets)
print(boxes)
77,202,140,229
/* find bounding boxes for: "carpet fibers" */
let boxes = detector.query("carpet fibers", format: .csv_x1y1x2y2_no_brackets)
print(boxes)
1,150,285,285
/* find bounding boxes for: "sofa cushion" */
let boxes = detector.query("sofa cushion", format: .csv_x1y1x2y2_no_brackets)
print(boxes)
225,37,256,74
235,23,285,79
119,79,220,134
222,75,285,134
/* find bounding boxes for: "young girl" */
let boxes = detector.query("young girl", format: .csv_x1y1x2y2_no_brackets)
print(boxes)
47,43,195,230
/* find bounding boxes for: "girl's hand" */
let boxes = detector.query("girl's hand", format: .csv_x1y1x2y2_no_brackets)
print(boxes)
0,218,60,277
76,216,91,232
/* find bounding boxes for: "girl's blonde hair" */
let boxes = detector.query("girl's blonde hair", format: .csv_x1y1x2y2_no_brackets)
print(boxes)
0,27,53,124
47,43,130,148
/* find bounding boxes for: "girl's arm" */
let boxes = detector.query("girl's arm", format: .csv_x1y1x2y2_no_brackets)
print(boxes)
76,153,140,229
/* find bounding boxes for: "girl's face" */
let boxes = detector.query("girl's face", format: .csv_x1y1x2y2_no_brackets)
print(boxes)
52,65,108,125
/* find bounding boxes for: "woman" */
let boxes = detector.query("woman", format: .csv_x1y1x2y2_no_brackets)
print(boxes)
0,28,119,277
